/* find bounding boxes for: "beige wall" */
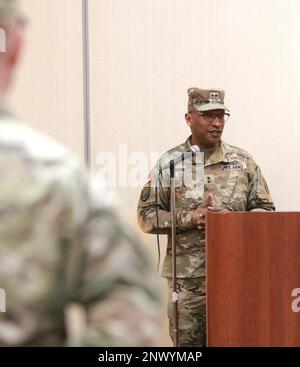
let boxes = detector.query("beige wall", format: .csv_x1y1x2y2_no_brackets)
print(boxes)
88,0,300,212
10,0,84,157
10,0,300,346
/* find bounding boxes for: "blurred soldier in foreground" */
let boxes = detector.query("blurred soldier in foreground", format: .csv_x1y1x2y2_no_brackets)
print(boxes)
0,0,160,346
138,87,275,346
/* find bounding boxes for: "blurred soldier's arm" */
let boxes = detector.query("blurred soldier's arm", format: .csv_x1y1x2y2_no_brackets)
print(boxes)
246,160,275,212
63,172,161,347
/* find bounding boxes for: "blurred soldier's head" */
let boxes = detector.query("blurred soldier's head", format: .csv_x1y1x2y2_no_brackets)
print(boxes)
0,0,25,98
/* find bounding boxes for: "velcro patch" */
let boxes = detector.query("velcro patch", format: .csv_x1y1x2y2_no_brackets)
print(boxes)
223,161,246,170
140,186,151,201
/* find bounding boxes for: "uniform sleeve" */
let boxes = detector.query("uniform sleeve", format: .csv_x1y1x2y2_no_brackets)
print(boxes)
137,170,195,234
246,161,275,212
63,173,162,347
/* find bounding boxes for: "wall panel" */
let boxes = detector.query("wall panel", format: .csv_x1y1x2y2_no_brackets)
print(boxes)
10,0,84,157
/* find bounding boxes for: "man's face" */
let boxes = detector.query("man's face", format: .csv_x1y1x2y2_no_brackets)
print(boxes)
185,108,227,149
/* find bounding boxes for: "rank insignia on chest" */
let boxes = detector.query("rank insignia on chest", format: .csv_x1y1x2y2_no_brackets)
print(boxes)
205,176,213,185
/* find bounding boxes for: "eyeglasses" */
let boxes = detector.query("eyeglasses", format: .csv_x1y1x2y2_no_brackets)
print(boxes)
193,111,230,122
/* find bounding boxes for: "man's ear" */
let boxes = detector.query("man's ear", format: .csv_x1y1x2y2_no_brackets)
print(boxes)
185,113,192,127
0,25,24,94
8,26,24,68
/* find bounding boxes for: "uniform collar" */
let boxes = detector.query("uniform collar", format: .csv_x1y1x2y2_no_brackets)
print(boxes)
184,135,234,166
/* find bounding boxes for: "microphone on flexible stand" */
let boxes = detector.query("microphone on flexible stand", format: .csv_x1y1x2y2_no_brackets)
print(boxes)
161,143,200,347
160,144,200,172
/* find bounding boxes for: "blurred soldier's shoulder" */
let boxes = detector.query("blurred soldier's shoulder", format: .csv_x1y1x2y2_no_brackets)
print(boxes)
0,112,90,234
0,112,78,167
0,112,86,200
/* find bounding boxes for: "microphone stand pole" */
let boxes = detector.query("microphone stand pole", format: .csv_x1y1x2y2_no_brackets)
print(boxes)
170,160,179,347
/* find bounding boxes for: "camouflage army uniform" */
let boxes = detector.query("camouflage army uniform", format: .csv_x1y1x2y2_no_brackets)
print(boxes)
0,110,161,346
138,135,275,346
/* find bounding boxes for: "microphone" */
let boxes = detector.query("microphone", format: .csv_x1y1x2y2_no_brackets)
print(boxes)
160,145,200,171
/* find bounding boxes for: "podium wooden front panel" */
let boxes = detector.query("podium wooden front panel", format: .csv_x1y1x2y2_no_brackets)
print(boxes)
206,212,300,346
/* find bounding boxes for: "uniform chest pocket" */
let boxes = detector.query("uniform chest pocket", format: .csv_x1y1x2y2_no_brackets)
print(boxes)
220,171,239,204
174,162,204,206
175,185,204,209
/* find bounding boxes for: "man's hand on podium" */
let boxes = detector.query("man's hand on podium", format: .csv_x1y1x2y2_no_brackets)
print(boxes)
192,193,231,230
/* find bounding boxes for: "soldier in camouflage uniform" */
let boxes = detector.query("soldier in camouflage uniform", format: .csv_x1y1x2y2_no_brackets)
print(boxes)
0,0,161,346
137,87,275,346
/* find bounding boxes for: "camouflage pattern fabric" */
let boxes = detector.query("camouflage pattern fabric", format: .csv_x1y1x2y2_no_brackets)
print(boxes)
167,278,206,347
138,135,275,279
187,87,229,112
0,110,161,346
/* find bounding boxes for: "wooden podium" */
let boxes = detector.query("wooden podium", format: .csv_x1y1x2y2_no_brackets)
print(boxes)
206,212,300,346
